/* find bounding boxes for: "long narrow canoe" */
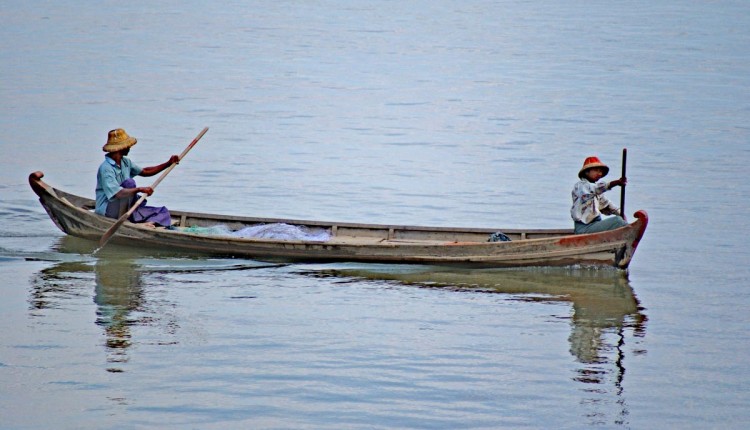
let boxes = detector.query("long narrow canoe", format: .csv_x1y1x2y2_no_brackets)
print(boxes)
29,171,648,269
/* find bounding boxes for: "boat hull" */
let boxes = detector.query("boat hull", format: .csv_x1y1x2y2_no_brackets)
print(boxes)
29,171,648,269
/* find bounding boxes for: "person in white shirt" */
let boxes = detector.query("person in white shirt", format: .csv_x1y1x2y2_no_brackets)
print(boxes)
570,156,627,234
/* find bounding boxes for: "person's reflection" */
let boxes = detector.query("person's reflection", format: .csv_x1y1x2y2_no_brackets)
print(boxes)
563,274,647,427
93,258,145,372
568,275,646,365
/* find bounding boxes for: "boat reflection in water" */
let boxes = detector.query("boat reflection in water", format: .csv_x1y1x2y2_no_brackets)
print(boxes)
30,236,646,424
30,236,272,373
301,263,647,424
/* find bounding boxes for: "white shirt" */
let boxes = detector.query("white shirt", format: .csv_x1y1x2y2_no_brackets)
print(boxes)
570,179,620,224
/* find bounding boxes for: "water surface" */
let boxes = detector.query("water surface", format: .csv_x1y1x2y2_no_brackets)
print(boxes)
1,1,749,428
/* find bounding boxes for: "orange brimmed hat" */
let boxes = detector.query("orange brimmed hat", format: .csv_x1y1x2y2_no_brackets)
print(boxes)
578,156,609,178
102,128,137,152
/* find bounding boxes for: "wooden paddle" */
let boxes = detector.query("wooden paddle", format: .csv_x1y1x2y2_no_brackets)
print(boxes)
620,148,627,221
98,127,209,248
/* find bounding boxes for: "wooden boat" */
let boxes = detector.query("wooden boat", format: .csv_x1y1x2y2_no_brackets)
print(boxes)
29,171,648,269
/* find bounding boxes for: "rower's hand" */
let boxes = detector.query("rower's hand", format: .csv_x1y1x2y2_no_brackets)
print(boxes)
609,177,627,189
140,187,154,196
168,155,180,165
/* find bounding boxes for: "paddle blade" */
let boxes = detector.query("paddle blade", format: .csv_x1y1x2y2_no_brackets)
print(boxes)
99,215,128,247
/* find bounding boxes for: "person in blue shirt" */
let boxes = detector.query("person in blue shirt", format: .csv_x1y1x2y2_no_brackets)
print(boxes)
95,128,179,227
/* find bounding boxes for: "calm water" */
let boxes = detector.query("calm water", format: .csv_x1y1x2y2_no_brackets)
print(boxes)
2,1,749,428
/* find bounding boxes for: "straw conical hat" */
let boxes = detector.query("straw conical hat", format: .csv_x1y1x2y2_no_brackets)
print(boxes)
102,128,137,152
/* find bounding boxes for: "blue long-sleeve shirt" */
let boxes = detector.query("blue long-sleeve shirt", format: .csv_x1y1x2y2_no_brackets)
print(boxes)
94,155,142,215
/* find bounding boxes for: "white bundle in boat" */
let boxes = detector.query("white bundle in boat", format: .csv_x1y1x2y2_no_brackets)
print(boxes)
181,223,331,242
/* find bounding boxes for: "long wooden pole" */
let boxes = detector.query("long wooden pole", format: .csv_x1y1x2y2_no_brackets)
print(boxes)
98,127,209,248
620,148,627,221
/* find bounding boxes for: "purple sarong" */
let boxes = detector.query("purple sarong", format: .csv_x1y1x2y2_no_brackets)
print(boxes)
104,179,173,227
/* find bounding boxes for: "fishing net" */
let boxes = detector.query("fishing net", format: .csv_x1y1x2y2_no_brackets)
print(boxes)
180,223,331,242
